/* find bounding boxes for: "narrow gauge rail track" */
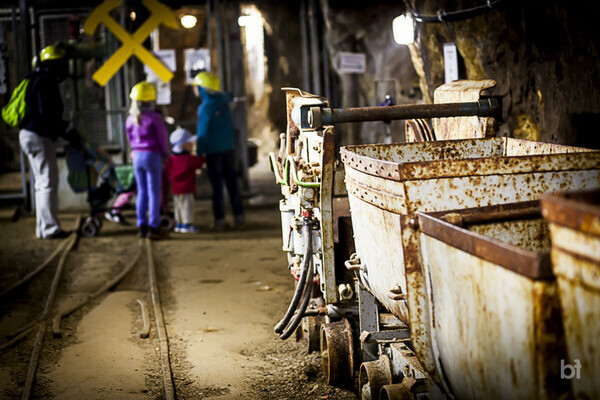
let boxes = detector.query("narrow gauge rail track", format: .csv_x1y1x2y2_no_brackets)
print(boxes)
0,217,176,400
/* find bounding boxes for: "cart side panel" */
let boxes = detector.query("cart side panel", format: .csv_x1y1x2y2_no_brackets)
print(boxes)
420,234,568,399
403,170,600,214
549,223,600,399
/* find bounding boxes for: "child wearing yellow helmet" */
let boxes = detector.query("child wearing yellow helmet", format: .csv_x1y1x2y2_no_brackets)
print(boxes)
126,81,170,239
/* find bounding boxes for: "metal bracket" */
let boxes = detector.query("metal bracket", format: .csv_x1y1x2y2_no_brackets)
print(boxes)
360,329,411,344
357,282,378,361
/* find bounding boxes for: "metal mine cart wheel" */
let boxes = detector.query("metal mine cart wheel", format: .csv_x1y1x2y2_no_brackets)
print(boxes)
359,355,392,400
320,318,354,387
303,314,325,353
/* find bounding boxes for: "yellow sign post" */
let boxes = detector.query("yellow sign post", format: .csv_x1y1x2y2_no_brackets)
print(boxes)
83,0,179,86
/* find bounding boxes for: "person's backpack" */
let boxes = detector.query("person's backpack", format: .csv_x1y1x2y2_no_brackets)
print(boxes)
1,78,30,128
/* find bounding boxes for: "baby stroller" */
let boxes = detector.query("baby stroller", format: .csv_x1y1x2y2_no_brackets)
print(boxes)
65,141,132,237
65,141,174,237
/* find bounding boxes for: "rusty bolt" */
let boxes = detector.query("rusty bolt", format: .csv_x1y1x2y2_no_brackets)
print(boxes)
408,217,419,230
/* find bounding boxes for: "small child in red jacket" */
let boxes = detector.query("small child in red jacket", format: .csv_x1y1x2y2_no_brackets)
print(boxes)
165,128,205,233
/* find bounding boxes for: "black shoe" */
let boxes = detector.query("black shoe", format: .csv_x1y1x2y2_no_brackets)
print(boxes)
138,225,148,238
46,229,70,239
148,226,169,240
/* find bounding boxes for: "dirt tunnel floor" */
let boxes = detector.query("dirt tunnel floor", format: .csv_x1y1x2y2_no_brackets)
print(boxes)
0,196,358,399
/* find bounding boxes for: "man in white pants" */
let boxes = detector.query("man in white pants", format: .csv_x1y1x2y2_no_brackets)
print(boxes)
19,45,74,239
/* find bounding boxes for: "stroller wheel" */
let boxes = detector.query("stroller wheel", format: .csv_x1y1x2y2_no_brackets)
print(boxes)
81,217,99,237
160,214,175,231
90,216,102,228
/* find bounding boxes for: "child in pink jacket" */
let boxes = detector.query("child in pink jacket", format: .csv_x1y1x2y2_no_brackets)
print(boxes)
164,128,206,233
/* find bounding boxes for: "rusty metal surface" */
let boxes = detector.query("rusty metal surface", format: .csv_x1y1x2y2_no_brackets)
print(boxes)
380,378,426,400
341,138,600,182
332,197,351,243
347,191,410,324
400,214,439,385
387,342,428,382
417,208,553,279
332,160,348,196
433,79,497,140
282,87,328,155
543,192,600,399
402,170,600,213
320,319,355,387
359,355,393,400
320,127,339,304
419,226,569,399
341,138,600,394
542,190,600,237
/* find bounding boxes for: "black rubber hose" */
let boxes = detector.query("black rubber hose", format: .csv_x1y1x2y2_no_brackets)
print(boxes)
279,262,314,340
274,220,313,334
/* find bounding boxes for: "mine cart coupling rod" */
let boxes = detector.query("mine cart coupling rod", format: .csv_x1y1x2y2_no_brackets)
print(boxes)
308,98,500,128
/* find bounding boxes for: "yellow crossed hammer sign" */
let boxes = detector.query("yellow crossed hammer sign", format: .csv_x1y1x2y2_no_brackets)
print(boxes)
83,0,179,86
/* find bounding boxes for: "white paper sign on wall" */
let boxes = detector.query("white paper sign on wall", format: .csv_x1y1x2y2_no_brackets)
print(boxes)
338,52,366,74
144,49,176,105
443,43,459,83
184,48,211,84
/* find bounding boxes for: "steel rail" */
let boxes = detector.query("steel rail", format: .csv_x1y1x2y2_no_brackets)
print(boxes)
145,238,176,400
51,247,143,337
0,238,70,299
21,216,81,400
5,221,176,399
2,241,142,348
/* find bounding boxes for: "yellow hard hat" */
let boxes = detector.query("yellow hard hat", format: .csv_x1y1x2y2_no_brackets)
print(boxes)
130,81,157,102
39,45,66,62
193,71,220,91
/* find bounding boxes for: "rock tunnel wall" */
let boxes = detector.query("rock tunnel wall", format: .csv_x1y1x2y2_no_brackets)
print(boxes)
408,0,600,147
314,0,600,148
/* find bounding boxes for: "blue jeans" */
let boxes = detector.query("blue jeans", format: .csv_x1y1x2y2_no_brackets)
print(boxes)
133,151,162,228
206,150,244,222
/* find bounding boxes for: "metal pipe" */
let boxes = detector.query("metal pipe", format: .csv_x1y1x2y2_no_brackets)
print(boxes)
19,0,31,74
274,219,313,334
307,0,321,95
308,98,500,128
221,0,231,92
321,26,331,101
11,7,22,80
214,0,225,89
299,0,311,92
